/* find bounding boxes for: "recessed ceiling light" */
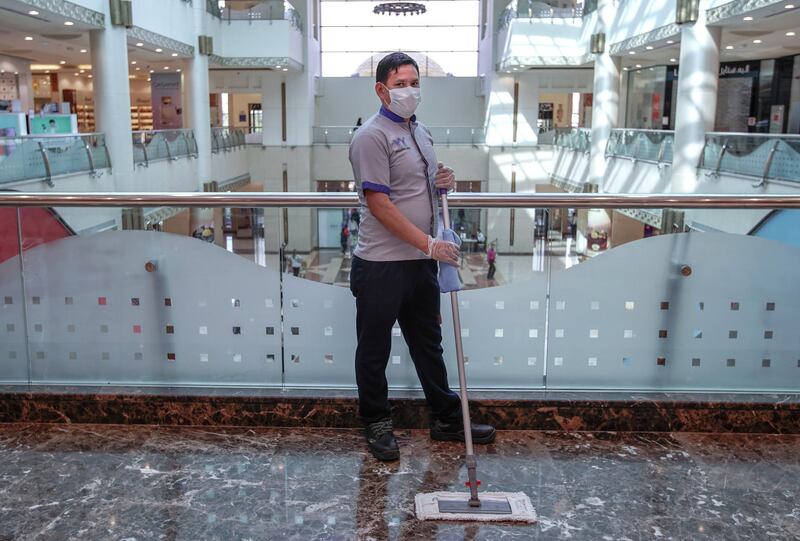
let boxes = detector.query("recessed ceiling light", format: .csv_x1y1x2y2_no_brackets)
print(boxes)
155,48,163,52
45,70,50,74
24,36,33,41
171,53,178,57
131,61,137,65
64,21,74,26
753,39,762,43
59,60,66,65
282,68,288,72
147,78,151,82
14,72,18,75
79,70,85,73
786,3,795,8
163,66,169,70
73,72,78,76
135,67,140,71
88,74,92,78
80,48,87,53
136,42,144,47
177,69,181,72
725,45,734,49
646,46,653,50
129,75,135,79
276,65,282,69
670,58,677,62
149,70,155,73
666,40,674,44
743,16,753,20
28,10,39,15
787,31,796,36
628,51,636,55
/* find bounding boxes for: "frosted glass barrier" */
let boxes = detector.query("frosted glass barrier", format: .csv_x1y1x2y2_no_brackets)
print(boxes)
546,232,800,391
313,126,486,145
701,133,800,182
606,129,674,164
132,130,195,166
0,208,27,383
9,206,283,386
211,128,246,153
554,128,591,153
0,134,109,184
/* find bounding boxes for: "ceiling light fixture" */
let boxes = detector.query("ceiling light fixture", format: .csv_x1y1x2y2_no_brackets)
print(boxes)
373,2,426,16
725,45,734,49
177,69,181,72
666,40,674,44
73,72,78,76
155,48,163,53
163,66,169,69
743,16,753,20
786,3,795,8
629,51,636,55
131,61,137,65
282,68,288,71
670,58,677,62
646,46,653,50
787,31,796,36
28,10,39,15
753,39,762,43
88,74,92,78
635,64,642,68
59,60,66,65
24,36,33,41
64,21,74,26
135,67,140,71
79,70,85,73
171,53,178,57
136,42,144,47
80,49,87,53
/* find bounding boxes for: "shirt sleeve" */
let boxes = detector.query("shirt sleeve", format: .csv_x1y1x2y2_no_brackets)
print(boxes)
349,129,391,195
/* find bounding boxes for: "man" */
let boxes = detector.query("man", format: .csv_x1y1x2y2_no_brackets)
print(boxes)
348,52,495,461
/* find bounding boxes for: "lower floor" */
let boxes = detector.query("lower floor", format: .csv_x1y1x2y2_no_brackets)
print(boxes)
1,424,798,540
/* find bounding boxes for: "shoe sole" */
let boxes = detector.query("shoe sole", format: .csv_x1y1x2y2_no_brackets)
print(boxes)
369,446,400,461
430,429,496,445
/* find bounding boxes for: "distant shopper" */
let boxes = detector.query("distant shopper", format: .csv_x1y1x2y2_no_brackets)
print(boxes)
290,251,302,277
487,244,497,280
340,225,350,255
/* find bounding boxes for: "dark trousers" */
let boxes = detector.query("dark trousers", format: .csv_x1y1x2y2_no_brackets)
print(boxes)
350,256,461,424
487,261,496,279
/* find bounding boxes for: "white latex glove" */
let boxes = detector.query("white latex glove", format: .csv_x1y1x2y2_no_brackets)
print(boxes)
427,235,459,266
434,162,456,192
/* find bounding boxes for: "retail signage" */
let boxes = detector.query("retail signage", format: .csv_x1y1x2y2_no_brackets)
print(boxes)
151,73,183,130
719,61,759,78
29,114,75,134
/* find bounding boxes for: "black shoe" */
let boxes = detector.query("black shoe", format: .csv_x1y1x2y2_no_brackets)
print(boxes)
364,418,400,461
430,418,496,444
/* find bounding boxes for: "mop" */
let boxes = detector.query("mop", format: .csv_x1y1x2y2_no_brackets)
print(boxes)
414,188,537,523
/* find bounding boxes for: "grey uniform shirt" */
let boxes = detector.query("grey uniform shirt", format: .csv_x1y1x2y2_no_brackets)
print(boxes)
349,107,440,262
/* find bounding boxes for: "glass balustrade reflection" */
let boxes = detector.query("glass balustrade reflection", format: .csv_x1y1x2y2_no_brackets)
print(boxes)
132,130,196,166
701,133,800,183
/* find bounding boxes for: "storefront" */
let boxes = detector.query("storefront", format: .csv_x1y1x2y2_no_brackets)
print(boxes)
626,54,800,134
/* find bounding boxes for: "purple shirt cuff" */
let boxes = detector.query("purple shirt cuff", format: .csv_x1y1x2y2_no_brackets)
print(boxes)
362,181,390,195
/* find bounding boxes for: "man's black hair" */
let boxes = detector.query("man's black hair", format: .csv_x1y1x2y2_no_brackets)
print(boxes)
375,52,419,85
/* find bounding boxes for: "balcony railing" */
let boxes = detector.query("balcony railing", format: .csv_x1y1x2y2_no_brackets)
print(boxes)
211,127,246,153
498,1,583,30
554,127,591,153
313,126,487,146
606,129,674,166
0,134,110,186
132,129,197,168
209,0,303,30
1,192,799,392
700,133,800,187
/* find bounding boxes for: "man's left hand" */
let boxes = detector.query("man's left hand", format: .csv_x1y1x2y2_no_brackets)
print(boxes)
435,162,456,192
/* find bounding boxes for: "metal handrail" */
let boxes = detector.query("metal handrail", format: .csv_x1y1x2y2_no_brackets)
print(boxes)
36,142,54,188
1,192,800,209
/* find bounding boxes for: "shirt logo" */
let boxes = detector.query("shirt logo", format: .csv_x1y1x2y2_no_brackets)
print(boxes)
391,136,411,152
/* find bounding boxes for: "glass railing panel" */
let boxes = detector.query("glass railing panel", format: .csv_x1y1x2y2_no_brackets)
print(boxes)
701,133,800,183
0,134,109,184
215,0,303,29
0,208,28,383
211,128,246,153
280,202,549,389
514,0,583,19
554,127,591,152
545,218,800,391
313,126,487,145
18,206,283,387
606,129,674,164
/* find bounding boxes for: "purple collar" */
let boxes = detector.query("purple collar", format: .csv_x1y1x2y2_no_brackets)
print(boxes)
379,106,416,123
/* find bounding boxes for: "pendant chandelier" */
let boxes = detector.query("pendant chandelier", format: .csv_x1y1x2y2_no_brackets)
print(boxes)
373,2,427,16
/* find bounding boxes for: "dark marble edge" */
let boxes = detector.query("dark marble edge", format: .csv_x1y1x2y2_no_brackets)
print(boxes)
1,385,799,409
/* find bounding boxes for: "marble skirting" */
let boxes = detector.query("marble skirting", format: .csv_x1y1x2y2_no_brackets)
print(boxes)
0,387,798,433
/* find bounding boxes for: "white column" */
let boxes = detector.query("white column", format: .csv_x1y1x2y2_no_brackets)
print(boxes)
187,0,212,186
90,26,134,188
590,0,621,187
515,72,539,146
260,74,283,146
671,1,721,193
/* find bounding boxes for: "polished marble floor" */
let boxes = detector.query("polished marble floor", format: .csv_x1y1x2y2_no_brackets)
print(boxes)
1,424,798,540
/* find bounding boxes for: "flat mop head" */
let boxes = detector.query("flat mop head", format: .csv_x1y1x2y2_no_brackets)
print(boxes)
415,492,536,523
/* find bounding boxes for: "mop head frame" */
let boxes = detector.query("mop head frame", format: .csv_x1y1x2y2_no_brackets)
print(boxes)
415,491,536,523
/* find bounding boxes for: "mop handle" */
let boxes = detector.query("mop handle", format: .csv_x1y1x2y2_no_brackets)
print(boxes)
439,188,481,505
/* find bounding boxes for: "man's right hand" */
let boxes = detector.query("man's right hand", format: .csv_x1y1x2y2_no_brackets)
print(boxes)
428,236,459,266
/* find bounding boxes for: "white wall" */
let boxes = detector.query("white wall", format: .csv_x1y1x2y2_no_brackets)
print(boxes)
315,77,485,128
606,0,677,45
501,19,585,65
132,0,197,47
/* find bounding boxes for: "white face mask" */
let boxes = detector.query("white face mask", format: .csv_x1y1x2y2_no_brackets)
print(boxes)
383,85,421,119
